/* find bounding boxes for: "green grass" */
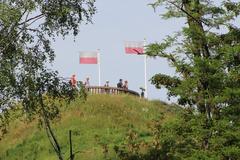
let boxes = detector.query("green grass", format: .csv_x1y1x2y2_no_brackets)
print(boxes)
0,94,179,160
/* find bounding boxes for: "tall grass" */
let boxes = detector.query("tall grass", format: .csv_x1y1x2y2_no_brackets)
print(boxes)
0,95,178,160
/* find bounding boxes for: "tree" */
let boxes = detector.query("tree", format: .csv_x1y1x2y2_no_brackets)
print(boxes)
143,0,240,159
147,0,240,125
0,0,96,159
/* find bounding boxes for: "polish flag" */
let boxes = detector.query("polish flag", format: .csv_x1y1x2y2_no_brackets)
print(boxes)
79,51,98,64
124,41,144,54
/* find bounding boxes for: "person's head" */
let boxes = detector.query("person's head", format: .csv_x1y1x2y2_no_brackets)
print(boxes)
106,80,109,84
86,77,89,81
73,74,76,77
119,79,122,82
124,80,128,83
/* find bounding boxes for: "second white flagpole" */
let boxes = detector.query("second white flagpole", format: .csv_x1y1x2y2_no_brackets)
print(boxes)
98,49,101,86
144,54,148,98
144,39,148,98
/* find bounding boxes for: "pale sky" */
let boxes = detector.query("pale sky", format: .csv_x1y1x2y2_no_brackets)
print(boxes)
51,0,185,101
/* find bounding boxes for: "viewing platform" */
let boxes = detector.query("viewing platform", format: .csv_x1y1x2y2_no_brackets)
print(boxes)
85,86,140,97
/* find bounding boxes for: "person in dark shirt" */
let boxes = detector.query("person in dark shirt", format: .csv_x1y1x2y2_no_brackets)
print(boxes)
104,80,109,87
117,79,123,88
140,87,145,98
104,80,110,94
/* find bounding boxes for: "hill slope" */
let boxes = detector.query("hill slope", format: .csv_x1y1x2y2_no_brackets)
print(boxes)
0,95,179,160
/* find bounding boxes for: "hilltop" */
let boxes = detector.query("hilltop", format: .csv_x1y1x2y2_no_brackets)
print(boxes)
0,95,180,160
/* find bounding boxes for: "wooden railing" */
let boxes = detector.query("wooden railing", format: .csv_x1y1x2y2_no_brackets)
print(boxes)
85,86,140,97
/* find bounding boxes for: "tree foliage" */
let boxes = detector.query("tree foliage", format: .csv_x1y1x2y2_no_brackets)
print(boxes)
115,0,240,159
115,109,240,160
145,0,240,159
146,0,240,117
0,0,95,159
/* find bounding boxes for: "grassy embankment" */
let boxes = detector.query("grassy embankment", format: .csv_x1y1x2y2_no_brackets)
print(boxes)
0,94,179,160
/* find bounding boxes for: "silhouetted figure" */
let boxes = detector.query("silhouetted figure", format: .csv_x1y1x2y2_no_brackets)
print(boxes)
104,80,110,94
104,80,109,87
117,79,123,88
140,87,145,98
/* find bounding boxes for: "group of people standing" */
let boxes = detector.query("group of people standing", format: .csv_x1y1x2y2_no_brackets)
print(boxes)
70,74,128,90
116,79,128,89
70,75,90,88
104,78,128,89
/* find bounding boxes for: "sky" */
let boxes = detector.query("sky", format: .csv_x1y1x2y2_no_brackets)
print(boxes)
51,0,185,101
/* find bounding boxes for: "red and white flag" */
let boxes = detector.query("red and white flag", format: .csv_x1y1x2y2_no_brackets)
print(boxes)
79,51,98,64
124,41,144,54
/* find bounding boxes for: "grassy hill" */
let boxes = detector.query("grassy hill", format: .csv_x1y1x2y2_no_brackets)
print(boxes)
0,95,179,160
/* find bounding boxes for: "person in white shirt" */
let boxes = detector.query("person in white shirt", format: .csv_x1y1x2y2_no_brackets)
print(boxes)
84,77,90,86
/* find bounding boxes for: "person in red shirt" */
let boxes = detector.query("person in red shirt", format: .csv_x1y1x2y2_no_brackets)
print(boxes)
70,74,77,87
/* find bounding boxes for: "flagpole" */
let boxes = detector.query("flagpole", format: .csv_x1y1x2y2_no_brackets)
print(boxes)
97,49,101,86
144,39,148,98
144,54,148,98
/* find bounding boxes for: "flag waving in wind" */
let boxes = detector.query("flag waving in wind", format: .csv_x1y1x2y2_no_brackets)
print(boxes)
79,50,101,86
79,51,98,64
124,41,144,54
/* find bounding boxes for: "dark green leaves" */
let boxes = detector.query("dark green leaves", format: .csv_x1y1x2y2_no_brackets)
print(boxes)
145,1,240,158
0,0,96,141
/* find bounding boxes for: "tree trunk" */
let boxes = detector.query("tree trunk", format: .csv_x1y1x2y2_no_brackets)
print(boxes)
39,94,64,160
182,0,212,149
182,0,210,58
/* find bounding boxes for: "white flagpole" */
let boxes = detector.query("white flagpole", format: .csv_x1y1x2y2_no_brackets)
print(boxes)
144,39,148,98
97,49,101,86
144,55,148,98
